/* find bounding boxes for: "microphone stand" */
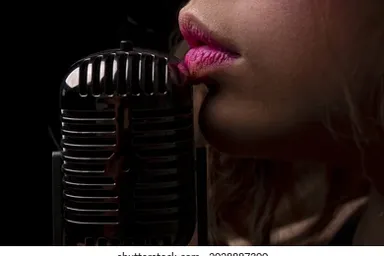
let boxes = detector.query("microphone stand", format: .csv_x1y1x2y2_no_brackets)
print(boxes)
196,147,208,245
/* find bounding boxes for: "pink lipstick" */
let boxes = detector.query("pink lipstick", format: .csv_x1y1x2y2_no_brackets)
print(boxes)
179,15,239,80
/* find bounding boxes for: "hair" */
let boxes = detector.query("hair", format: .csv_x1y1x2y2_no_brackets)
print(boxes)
172,2,384,244
318,0,384,146
206,149,373,245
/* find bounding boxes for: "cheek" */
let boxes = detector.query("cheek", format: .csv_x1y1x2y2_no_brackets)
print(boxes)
234,0,319,56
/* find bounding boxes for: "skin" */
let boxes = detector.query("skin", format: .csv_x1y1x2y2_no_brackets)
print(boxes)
179,0,384,161
178,0,384,244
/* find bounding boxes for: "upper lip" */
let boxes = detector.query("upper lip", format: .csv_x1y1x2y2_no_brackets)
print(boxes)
178,13,239,55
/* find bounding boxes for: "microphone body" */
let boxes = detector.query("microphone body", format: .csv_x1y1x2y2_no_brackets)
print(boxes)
59,42,196,245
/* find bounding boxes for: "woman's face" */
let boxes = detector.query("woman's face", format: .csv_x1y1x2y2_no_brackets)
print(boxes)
179,0,383,160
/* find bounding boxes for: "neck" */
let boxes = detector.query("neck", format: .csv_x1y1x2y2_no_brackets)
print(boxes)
350,146,384,245
353,187,384,245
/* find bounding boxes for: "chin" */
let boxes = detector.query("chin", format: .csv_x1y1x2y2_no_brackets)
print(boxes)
197,90,331,160
197,90,282,157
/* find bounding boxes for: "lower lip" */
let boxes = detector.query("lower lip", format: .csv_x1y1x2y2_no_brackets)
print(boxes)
183,45,238,79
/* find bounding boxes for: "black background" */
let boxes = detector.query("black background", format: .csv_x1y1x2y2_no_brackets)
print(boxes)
49,0,186,151
3,0,186,246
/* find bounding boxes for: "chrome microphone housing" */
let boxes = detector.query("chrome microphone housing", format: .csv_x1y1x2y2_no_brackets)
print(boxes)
59,41,195,245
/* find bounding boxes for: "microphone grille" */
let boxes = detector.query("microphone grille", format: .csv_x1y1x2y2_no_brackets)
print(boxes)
65,50,172,97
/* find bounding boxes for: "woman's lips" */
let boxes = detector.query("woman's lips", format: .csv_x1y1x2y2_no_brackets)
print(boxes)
179,15,239,80
184,45,237,79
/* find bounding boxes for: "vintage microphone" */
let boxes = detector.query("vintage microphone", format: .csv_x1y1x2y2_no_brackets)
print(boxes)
56,41,206,245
